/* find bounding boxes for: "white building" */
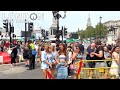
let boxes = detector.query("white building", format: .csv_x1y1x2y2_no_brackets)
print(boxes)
103,20,120,44
32,27,42,39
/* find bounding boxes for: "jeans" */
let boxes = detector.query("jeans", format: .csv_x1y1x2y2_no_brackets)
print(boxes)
57,62,68,79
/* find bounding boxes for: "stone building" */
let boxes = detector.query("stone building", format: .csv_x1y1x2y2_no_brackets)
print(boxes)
103,20,120,44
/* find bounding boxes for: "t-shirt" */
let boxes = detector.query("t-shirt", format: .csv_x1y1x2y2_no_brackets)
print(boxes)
30,43,35,50
94,46,104,61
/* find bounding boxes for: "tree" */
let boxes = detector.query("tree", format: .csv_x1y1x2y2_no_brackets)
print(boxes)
95,23,108,38
77,23,108,40
86,26,95,39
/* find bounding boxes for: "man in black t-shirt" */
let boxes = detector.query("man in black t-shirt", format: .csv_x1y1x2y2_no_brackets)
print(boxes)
90,40,108,79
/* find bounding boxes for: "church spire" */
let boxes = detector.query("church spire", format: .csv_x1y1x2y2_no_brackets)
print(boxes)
87,13,92,27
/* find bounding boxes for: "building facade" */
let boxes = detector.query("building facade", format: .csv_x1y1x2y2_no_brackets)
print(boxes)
103,20,120,44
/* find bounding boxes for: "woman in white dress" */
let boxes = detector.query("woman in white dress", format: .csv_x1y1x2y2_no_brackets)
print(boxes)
109,46,119,79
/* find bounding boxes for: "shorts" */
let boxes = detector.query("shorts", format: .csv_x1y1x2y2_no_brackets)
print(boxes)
95,62,108,73
88,62,95,68
23,56,30,60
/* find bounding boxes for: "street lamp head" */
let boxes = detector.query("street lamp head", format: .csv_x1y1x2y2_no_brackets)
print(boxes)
100,16,102,20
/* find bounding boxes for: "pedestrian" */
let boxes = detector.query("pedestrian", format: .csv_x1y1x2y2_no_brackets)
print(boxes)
109,46,119,79
67,46,73,77
56,43,68,79
78,42,84,55
38,45,44,62
72,46,83,79
28,40,36,70
104,46,111,67
41,44,54,79
10,42,18,67
35,43,39,61
50,45,57,76
90,40,107,79
23,43,30,67
86,43,96,79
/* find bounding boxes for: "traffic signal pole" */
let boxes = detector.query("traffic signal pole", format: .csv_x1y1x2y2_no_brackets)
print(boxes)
9,22,12,47
57,14,60,41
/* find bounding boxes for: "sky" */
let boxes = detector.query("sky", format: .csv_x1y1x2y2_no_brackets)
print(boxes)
0,11,120,36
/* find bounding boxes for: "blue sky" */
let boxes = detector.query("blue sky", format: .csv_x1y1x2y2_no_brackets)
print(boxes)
0,11,120,36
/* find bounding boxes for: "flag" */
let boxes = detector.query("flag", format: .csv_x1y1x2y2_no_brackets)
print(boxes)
47,71,54,79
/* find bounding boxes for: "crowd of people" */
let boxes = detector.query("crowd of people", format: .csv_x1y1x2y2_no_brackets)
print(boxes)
0,39,119,79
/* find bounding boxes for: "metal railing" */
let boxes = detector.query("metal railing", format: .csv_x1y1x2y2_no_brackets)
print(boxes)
77,59,118,79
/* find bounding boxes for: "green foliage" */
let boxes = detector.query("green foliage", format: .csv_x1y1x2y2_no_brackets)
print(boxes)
78,23,108,39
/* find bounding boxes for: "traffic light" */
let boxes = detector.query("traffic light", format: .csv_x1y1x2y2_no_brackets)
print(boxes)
41,29,45,35
12,34,15,38
64,27,67,36
28,22,33,32
59,30,62,36
0,31,1,35
10,26,14,33
14,35,16,38
46,31,49,36
3,20,8,32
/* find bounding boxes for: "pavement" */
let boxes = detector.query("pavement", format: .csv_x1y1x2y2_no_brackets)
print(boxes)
0,62,43,79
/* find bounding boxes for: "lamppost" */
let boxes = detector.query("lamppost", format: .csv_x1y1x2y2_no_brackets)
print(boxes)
25,19,27,44
52,11,66,42
99,16,102,41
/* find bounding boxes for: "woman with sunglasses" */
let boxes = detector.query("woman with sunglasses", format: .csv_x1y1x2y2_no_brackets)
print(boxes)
72,46,83,79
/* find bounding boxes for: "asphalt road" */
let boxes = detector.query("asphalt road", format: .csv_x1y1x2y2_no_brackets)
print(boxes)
0,62,43,79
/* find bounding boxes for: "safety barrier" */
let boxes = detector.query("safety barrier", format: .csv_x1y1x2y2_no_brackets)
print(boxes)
0,52,11,64
77,59,118,79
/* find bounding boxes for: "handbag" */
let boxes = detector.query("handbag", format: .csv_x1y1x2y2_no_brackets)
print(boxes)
10,52,14,58
69,64,75,70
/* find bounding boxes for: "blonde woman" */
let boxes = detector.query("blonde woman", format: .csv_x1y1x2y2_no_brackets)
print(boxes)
50,45,57,76
41,44,54,79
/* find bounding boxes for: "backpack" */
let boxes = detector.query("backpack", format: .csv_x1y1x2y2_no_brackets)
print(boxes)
32,50,37,55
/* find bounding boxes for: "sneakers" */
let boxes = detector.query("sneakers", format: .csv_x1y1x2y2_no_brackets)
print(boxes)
25,65,29,67
89,77,92,79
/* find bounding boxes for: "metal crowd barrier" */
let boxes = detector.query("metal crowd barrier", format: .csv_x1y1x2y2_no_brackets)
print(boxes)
77,59,118,79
